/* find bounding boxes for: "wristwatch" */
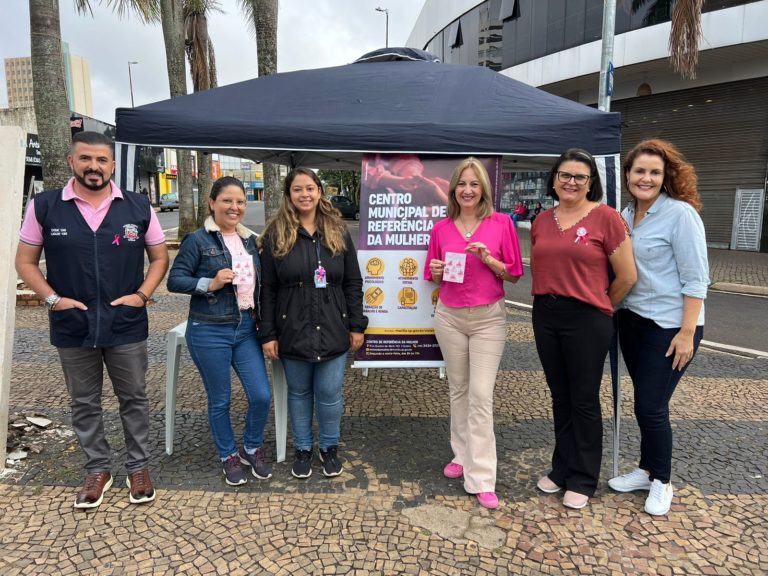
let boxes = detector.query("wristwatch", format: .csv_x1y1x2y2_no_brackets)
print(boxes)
44,293,61,310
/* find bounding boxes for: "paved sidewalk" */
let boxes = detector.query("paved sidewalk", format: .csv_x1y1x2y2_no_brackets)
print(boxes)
2,279,767,575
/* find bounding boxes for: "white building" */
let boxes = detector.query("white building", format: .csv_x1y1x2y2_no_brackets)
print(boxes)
408,0,768,251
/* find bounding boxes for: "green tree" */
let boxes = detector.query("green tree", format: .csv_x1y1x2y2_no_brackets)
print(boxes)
239,0,279,220
317,169,361,204
29,0,156,189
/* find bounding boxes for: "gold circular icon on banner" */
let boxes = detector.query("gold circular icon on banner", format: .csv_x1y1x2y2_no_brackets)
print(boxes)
398,286,418,307
364,286,385,306
431,288,440,306
399,257,419,278
366,257,385,276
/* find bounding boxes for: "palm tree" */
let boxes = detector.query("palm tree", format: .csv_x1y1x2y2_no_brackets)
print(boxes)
159,0,198,236
29,0,72,188
184,0,221,226
239,0,280,220
29,0,156,189
668,0,703,79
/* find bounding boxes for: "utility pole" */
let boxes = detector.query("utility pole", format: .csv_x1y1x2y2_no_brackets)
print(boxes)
128,61,139,107
375,7,389,48
598,0,616,112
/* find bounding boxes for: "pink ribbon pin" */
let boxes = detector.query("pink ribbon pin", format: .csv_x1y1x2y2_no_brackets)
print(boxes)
574,226,588,245
112,234,120,246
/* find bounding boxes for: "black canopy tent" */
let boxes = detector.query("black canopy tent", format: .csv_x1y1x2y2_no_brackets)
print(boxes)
114,55,621,183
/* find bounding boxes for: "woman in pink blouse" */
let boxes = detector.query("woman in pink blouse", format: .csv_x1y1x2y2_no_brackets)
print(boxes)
424,157,524,509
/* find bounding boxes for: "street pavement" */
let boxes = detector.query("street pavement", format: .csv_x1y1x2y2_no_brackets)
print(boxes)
3,219,767,575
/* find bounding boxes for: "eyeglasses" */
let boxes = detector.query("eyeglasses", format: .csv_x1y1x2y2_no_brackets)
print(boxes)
556,171,591,185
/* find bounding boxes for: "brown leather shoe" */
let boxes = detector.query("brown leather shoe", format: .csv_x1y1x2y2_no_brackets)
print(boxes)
74,472,113,509
126,468,156,504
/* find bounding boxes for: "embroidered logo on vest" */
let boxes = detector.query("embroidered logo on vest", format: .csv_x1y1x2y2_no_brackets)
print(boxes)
123,224,140,241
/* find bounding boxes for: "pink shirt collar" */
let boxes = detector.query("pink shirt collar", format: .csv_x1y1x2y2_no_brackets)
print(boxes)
61,177,124,203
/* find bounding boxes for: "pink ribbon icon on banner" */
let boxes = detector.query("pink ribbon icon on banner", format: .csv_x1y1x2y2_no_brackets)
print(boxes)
112,234,120,246
574,226,588,245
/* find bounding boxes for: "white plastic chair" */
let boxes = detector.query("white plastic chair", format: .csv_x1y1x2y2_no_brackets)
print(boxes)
165,321,288,462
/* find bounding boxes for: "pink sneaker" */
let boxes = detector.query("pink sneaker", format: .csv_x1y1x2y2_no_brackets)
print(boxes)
476,492,499,509
443,462,463,479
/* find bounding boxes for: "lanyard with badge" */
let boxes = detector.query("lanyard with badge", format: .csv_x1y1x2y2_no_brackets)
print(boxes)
313,235,327,288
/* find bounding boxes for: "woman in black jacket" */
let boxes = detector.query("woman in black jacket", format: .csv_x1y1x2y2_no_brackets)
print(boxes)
260,168,367,479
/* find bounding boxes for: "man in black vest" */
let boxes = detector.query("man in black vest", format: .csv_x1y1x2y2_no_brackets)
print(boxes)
16,132,169,509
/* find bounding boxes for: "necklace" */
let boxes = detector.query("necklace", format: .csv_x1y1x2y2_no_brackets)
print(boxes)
458,215,479,239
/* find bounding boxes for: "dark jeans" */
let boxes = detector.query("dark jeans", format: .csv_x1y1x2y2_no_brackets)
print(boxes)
58,341,150,474
532,295,614,496
618,309,703,484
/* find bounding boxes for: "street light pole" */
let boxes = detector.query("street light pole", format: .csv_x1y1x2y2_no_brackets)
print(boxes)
597,1,616,112
127,61,139,107
375,7,389,48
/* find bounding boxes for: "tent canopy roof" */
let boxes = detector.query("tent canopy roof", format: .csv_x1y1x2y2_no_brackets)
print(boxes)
115,59,620,169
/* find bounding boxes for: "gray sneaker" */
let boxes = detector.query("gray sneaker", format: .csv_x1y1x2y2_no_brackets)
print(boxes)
239,447,273,480
223,454,247,486
608,467,651,492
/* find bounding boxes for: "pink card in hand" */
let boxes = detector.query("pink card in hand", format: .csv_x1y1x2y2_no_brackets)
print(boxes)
231,255,253,285
443,252,467,283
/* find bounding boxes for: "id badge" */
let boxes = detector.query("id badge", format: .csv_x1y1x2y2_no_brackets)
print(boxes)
314,265,327,288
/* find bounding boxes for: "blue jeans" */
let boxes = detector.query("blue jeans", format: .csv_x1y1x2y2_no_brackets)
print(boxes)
186,311,271,460
618,309,703,484
281,354,347,451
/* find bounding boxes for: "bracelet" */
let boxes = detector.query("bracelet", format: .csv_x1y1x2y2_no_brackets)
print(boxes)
134,290,149,305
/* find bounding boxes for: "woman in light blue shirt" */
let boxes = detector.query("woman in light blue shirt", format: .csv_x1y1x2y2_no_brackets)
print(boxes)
609,139,709,516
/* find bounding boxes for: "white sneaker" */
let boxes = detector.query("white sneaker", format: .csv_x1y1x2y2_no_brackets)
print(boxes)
644,479,673,516
608,467,652,492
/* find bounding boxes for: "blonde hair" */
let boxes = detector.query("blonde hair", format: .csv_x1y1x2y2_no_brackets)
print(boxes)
259,168,347,258
447,157,494,220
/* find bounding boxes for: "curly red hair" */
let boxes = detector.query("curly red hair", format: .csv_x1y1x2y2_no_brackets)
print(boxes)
622,139,702,212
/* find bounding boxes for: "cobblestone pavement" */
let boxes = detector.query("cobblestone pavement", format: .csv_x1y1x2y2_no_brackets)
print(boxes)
2,282,767,575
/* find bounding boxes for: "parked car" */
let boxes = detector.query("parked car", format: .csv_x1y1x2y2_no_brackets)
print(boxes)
160,193,179,212
330,195,359,220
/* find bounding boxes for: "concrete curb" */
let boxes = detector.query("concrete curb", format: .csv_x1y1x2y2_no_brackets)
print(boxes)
709,282,768,296
699,339,768,359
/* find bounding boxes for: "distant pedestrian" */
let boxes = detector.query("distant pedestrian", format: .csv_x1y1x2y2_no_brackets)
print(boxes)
259,168,367,479
609,139,709,516
167,176,272,487
425,157,524,510
15,131,169,509
532,148,636,510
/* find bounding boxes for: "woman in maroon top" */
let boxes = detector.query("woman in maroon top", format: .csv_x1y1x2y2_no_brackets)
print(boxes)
531,149,637,509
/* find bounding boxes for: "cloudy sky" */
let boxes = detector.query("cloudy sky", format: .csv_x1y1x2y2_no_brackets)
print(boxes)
0,0,425,123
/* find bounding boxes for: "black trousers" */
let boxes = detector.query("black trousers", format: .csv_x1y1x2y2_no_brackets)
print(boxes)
617,309,703,484
532,295,614,496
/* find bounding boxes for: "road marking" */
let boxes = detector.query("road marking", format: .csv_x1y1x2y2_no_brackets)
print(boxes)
502,300,768,359
699,340,768,359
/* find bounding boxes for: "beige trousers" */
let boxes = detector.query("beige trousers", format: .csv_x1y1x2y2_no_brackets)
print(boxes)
434,299,507,493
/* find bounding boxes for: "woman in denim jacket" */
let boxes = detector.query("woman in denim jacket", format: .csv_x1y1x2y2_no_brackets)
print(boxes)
168,176,272,486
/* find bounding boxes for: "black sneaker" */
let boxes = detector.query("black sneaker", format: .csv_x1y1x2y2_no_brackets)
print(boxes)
239,447,273,480
319,446,343,477
291,449,313,479
223,454,247,486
